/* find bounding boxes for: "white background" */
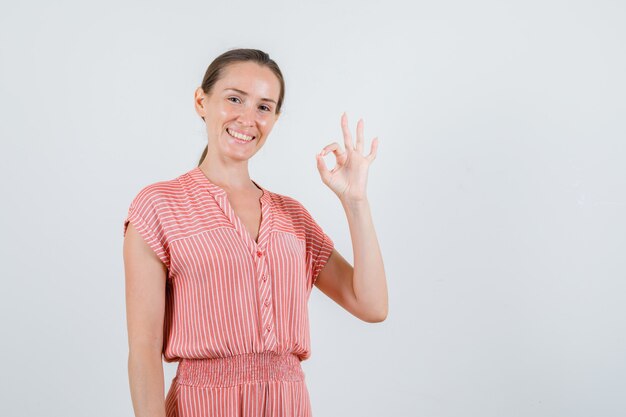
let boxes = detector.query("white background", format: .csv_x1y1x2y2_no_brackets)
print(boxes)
1,1,625,416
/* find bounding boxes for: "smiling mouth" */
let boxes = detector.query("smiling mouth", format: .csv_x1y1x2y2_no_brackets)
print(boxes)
226,128,256,142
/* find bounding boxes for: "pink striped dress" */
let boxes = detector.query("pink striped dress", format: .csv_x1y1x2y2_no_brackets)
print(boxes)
123,166,334,417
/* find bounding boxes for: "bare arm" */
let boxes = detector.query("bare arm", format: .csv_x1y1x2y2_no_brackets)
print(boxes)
123,222,168,417
315,199,388,323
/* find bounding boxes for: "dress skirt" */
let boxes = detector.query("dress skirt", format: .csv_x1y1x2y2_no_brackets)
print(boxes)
165,352,313,417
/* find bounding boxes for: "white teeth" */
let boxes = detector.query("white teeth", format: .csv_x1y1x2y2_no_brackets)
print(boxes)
227,128,254,141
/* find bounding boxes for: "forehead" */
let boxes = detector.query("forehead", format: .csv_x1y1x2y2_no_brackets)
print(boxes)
217,62,281,98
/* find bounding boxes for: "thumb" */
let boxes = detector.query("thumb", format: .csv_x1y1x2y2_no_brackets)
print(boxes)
316,152,331,184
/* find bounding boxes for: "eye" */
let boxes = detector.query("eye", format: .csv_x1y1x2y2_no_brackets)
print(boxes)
227,96,241,103
259,104,272,112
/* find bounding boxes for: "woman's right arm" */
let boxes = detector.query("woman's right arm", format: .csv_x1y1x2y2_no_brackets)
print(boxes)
123,222,168,417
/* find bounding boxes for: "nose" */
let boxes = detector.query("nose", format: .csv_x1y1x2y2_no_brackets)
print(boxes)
236,103,256,126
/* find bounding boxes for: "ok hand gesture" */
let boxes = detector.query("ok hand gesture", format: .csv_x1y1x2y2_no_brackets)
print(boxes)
316,112,379,203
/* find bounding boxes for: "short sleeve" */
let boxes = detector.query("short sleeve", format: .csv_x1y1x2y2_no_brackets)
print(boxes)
123,186,171,269
299,203,334,288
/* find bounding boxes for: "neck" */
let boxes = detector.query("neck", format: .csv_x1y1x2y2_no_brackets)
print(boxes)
198,158,258,192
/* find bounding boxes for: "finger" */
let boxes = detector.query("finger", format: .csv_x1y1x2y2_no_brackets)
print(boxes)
322,142,342,153
366,137,379,163
321,142,347,165
355,118,364,154
341,112,353,151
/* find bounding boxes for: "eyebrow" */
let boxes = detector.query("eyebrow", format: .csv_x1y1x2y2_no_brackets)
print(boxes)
223,88,277,105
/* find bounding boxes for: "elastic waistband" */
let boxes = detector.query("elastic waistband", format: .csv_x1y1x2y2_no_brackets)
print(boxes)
175,352,305,388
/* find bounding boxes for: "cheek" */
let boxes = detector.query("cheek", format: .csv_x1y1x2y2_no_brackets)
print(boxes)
215,100,236,119
218,106,230,119
258,118,272,129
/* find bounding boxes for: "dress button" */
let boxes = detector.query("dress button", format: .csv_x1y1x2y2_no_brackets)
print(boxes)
262,274,268,281
256,250,263,257
264,299,270,306
266,325,271,332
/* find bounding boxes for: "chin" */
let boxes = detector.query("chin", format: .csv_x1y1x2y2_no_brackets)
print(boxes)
224,146,261,160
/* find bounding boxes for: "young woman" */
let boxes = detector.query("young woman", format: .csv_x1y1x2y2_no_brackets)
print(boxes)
122,48,387,417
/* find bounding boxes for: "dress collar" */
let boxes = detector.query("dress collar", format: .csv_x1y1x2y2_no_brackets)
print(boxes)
186,166,274,251
188,166,270,204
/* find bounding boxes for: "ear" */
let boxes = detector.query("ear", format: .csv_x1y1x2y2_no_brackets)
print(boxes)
194,87,207,119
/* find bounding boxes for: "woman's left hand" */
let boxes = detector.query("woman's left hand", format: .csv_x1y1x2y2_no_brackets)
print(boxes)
316,112,379,203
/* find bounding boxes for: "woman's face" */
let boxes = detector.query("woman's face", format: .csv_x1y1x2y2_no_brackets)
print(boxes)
195,61,281,162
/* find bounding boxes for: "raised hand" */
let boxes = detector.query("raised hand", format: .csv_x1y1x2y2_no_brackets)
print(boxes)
316,112,379,203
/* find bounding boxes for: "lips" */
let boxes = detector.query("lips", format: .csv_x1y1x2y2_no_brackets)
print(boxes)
226,127,256,141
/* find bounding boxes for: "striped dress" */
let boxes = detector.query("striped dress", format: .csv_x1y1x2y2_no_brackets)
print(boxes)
123,166,334,417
